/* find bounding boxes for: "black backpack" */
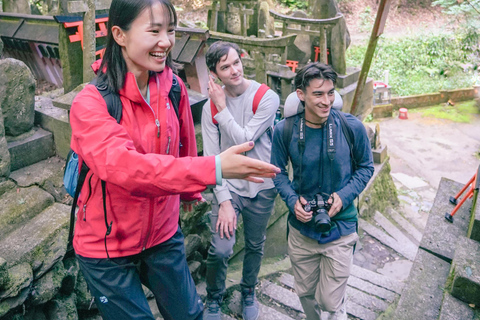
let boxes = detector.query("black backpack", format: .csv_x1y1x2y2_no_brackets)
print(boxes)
65,74,182,255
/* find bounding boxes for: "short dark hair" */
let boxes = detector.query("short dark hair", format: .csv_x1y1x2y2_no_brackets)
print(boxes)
294,62,337,91
205,41,242,73
99,0,178,92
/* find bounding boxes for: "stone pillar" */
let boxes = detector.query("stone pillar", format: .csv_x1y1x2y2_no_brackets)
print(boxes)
82,0,96,83
0,58,36,137
0,104,11,180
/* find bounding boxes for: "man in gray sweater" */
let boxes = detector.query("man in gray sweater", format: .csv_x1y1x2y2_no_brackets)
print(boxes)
201,41,280,320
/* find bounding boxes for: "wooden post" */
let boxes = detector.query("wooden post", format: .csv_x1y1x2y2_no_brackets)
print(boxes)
67,0,111,83
350,0,391,115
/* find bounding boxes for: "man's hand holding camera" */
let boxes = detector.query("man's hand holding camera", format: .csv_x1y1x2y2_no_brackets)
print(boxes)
294,196,312,223
327,192,342,218
295,192,343,224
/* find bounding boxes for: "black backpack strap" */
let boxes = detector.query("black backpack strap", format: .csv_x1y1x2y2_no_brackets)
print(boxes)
91,77,123,124
169,74,181,119
67,153,89,253
282,115,296,156
334,110,357,171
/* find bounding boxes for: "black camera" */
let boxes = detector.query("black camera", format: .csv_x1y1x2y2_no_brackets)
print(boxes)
303,194,333,233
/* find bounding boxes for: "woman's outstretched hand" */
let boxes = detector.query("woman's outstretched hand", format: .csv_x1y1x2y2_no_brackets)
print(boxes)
219,141,280,183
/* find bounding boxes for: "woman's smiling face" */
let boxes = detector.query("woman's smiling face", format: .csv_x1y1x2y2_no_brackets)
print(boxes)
113,1,175,79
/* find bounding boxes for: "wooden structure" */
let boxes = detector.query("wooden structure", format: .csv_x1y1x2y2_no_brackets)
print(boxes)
0,12,62,86
269,10,345,74
173,27,210,98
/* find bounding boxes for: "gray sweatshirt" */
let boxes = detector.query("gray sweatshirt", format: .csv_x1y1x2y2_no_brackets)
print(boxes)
201,80,280,204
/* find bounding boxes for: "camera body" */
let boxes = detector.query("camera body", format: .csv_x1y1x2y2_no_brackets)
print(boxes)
304,194,333,233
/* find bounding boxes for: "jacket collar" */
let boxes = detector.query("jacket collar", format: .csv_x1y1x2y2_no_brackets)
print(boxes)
119,67,173,104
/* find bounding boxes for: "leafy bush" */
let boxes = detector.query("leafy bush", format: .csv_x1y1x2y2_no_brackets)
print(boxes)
346,31,480,96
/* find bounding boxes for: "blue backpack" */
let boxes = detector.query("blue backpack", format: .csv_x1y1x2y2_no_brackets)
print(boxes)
64,74,182,253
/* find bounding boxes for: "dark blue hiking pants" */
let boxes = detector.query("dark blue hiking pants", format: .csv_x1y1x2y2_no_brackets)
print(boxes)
76,227,203,320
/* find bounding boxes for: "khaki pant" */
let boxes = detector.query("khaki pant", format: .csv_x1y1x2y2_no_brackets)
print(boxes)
288,223,358,319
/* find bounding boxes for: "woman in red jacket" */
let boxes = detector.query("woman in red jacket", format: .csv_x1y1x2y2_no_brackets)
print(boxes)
69,0,278,319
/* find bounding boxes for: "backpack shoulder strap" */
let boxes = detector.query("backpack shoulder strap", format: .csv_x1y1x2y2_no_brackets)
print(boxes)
210,99,219,125
169,74,181,120
90,77,122,124
252,83,270,114
333,110,357,170
282,114,297,154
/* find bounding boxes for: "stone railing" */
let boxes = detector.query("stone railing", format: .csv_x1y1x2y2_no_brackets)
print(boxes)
269,10,345,74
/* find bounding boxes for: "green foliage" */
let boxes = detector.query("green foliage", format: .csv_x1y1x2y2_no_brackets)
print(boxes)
358,6,374,33
346,31,480,96
432,0,480,28
409,100,480,122
279,0,308,11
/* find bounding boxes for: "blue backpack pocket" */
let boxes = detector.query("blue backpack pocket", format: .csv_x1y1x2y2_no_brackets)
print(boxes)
64,150,79,197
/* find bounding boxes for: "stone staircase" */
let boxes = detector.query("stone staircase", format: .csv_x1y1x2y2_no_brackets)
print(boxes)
1,72,477,319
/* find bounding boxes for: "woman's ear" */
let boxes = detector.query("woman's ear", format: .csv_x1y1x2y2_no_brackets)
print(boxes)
111,26,125,47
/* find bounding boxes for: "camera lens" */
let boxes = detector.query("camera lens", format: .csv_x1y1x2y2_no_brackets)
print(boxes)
314,209,331,233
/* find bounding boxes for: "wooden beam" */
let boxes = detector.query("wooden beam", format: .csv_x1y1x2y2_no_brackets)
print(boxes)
350,0,391,115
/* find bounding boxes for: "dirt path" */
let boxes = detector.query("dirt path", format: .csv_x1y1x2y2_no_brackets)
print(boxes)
376,112,480,190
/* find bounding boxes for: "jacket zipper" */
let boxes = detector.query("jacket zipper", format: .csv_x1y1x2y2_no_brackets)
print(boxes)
83,174,94,221
142,74,163,250
143,198,155,250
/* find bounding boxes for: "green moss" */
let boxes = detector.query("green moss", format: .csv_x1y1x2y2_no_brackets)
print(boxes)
410,100,480,123
0,301,10,318
377,295,400,319
445,265,456,292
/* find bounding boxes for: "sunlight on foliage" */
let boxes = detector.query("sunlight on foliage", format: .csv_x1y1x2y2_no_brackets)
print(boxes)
346,31,480,96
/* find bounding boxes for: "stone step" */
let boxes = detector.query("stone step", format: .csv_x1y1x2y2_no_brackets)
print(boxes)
439,293,476,320
393,249,451,320
450,236,480,306
359,216,418,261
9,157,68,203
35,96,71,159
347,275,397,302
227,290,295,320
346,300,377,320
468,190,480,243
280,272,397,303
387,207,423,244
278,272,395,319
7,127,55,171
0,185,54,238
350,265,404,294
0,202,70,280
260,280,303,313
373,210,419,255
420,178,472,263
346,286,388,313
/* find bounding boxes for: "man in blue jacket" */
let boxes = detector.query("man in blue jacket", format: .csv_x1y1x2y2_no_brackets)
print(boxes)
271,62,374,320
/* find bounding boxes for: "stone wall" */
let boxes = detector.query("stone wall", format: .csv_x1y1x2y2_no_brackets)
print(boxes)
390,88,476,110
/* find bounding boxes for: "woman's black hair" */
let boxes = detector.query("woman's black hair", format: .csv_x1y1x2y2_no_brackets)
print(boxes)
99,0,178,92
294,62,337,91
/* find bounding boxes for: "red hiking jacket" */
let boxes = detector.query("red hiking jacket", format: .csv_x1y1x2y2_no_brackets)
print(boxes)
70,63,216,258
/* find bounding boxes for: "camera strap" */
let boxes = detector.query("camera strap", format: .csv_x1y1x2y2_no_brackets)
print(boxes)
298,113,336,197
